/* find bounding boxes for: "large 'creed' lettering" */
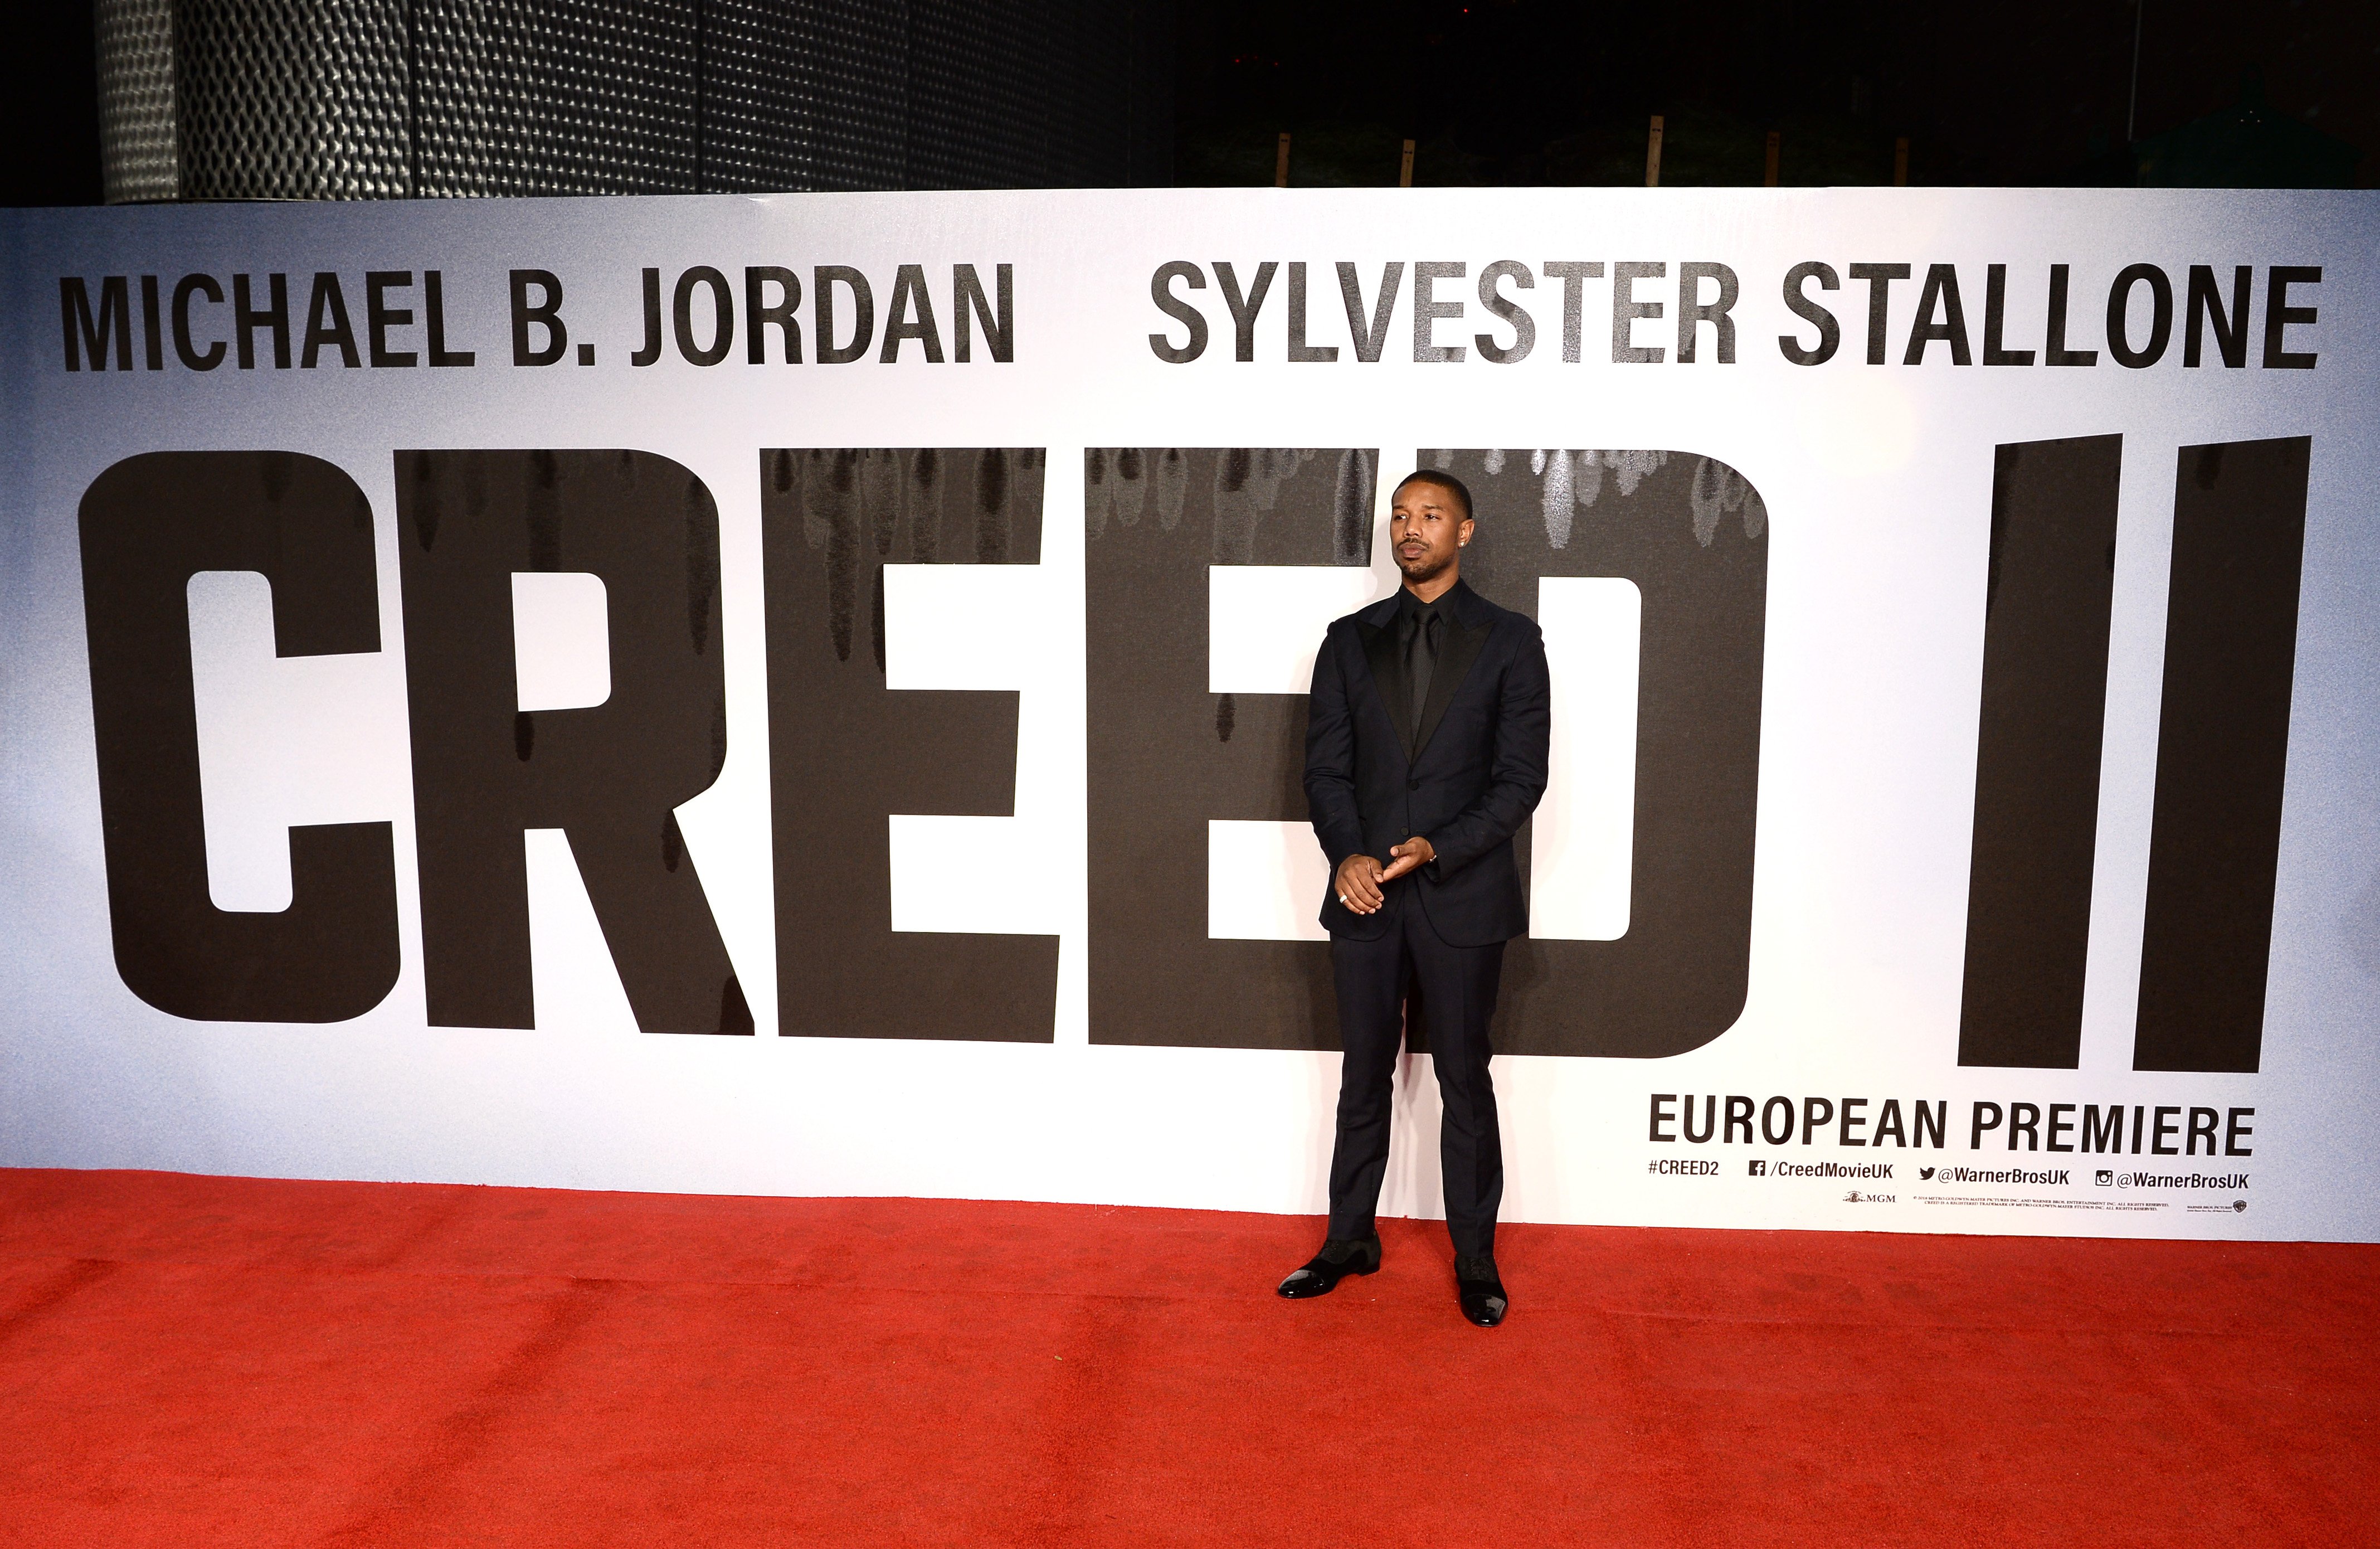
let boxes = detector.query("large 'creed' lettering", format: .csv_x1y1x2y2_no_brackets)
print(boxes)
1452,448,1768,1057
79,451,400,1022
1084,445,1766,1057
399,450,747,1034
1087,447,1373,1049
761,448,1059,1041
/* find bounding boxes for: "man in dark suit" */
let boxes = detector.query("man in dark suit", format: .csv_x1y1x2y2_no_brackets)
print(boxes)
1278,468,1550,1328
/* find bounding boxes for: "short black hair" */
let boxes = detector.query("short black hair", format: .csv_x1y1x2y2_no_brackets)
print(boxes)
1393,468,1474,522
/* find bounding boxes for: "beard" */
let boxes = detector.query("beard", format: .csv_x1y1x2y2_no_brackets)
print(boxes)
1396,547,1452,584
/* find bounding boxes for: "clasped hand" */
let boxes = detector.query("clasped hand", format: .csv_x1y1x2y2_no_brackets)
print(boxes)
1333,837,1436,915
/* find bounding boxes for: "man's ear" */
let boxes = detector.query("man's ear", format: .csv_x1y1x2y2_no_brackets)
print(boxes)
1459,517,1476,546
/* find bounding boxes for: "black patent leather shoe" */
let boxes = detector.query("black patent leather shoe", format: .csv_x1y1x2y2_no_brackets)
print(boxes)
1454,1254,1508,1327
1276,1236,1382,1298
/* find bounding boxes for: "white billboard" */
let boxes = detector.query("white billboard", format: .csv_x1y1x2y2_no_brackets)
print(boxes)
4,187,2374,1240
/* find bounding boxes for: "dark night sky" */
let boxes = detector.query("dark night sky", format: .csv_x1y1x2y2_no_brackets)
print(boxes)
1174,0,2377,187
3,2,104,206
3,1,2371,203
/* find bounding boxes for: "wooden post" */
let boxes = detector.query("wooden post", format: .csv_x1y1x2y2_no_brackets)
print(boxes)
1275,132,1292,188
1399,138,1415,188
1894,136,1909,186
1764,129,1780,187
1645,114,1664,187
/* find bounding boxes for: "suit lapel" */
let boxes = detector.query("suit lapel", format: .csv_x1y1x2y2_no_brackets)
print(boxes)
1412,583,1493,763
1356,611,1415,765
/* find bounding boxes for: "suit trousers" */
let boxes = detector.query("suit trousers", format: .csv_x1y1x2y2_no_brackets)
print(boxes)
1326,887,1507,1258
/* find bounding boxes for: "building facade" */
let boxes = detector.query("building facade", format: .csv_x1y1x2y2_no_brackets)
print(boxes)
96,0,1172,201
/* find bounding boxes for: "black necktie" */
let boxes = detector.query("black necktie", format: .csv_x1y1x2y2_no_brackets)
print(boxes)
1407,608,1440,745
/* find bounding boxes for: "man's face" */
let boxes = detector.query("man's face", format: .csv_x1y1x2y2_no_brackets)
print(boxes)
1390,479,1473,585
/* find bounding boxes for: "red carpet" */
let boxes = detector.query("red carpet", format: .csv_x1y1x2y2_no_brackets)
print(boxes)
1,1169,2373,1546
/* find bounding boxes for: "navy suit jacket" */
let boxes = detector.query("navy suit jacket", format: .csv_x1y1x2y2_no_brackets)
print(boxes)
1304,579,1551,946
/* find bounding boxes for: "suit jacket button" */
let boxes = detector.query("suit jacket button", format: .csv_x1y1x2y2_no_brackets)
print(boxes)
1406,778,1420,791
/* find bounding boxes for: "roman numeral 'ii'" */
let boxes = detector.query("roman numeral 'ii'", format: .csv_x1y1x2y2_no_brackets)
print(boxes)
1957,435,2310,1074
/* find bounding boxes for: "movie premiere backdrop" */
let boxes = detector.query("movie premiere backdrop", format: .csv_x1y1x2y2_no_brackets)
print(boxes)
3,188,2374,1241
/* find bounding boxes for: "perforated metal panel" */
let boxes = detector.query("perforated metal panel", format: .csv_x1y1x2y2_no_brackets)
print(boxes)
413,0,701,197
704,0,907,193
176,0,411,200
702,0,819,192
791,0,908,191
906,0,1049,189
96,0,182,202
97,0,1171,202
